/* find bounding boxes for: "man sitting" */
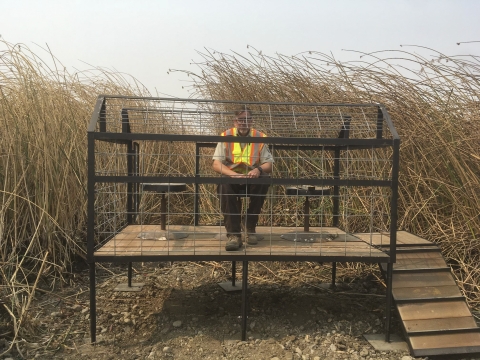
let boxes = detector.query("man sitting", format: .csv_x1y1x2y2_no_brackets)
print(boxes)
212,107,274,251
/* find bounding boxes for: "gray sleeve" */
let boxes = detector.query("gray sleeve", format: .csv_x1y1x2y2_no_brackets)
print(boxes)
260,145,274,164
212,142,225,161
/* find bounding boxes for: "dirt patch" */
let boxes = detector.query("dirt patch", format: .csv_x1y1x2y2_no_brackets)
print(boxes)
0,261,455,359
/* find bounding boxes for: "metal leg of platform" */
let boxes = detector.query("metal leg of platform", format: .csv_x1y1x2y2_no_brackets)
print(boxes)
384,262,393,342
161,193,166,230
218,261,242,292
331,262,337,289
89,262,96,343
128,262,133,287
241,261,249,341
304,196,310,232
114,262,144,292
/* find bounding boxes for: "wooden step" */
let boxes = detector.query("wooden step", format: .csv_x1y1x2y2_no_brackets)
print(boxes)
393,285,462,301
393,251,447,270
404,316,478,334
393,270,457,288
397,300,472,321
393,246,442,253
377,231,480,357
409,331,480,357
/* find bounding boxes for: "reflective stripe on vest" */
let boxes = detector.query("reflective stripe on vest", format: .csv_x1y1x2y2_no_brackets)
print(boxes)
221,128,266,172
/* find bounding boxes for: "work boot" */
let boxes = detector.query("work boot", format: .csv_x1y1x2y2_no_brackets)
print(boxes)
241,223,261,245
225,234,243,251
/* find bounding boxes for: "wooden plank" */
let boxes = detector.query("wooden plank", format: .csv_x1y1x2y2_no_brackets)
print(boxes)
404,316,477,333
394,252,446,270
393,285,462,300
393,271,456,288
94,226,389,258
95,249,389,257
381,252,450,271
99,240,382,250
397,300,471,321
396,231,435,245
409,331,480,351
353,233,391,246
354,231,436,247
394,246,441,252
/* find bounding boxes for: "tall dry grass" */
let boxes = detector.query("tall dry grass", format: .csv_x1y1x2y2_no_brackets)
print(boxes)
178,46,480,302
1,39,479,348
0,40,148,351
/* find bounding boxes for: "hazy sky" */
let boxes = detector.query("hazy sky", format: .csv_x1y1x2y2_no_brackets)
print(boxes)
3,0,479,98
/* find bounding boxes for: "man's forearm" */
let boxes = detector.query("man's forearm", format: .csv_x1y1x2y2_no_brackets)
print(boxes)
258,162,273,174
212,160,241,177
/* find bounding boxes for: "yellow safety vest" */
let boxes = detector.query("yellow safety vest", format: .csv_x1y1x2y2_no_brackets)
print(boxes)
221,128,266,173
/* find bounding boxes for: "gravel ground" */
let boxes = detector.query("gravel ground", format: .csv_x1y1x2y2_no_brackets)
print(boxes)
1,261,479,360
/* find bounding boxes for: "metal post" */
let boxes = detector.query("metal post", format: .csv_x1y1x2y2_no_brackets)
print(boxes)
128,262,133,287
241,261,248,341
98,99,106,133
232,261,236,287
385,262,393,342
376,107,384,139
333,116,351,227
87,130,96,344
161,193,166,230
133,142,140,220
194,143,200,225
89,262,96,343
304,196,310,232
331,262,337,288
124,110,134,225
390,137,400,263
333,148,340,227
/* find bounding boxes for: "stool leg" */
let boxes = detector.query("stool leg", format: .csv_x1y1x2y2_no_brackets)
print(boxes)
161,193,166,231
304,196,310,232
232,261,236,287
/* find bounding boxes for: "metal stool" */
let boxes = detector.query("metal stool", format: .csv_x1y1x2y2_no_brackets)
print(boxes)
281,186,332,242
141,183,188,240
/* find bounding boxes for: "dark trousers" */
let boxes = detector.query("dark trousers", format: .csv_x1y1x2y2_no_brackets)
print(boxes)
218,179,270,235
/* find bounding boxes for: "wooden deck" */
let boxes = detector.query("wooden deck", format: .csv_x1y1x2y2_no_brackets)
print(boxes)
94,225,390,259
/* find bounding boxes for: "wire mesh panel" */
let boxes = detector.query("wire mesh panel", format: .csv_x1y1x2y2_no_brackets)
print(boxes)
87,96,399,262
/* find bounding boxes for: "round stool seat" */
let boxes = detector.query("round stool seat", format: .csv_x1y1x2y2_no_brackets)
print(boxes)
286,186,330,196
142,183,187,193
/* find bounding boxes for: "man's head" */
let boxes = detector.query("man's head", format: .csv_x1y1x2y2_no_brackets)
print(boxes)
233,107,253,136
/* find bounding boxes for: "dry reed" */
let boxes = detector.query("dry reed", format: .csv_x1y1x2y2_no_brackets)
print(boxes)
1,39,479,347
176,45,480,303
0,39,148,351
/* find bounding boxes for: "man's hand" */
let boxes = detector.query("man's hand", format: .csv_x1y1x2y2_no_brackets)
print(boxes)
246,167,262,178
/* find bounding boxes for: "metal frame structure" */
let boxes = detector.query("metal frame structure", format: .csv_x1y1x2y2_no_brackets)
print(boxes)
87,95,400,344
